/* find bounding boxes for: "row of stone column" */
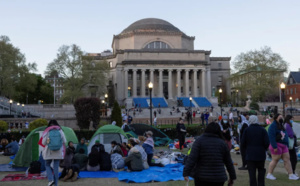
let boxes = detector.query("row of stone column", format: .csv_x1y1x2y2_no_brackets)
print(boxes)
124,68,209,99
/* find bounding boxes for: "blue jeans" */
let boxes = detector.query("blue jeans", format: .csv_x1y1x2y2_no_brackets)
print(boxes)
45,159,60,186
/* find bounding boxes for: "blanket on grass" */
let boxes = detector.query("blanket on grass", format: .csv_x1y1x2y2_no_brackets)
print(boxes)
0,173,46,182
118,163,191,183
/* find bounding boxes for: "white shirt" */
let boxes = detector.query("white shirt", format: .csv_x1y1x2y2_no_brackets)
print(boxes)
229,112,233,120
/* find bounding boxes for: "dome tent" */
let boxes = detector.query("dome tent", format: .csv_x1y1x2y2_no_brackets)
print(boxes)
88,125,128,154
13,126,78,167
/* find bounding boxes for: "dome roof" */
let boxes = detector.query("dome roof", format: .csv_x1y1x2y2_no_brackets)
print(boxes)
120,18,182,34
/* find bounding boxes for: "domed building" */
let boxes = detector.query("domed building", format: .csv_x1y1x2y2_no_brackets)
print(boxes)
92,18,230,108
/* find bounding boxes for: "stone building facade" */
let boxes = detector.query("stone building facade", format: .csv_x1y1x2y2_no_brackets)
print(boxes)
93,18,231,105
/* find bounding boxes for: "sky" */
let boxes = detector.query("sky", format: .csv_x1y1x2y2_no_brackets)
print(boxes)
1,0,299,76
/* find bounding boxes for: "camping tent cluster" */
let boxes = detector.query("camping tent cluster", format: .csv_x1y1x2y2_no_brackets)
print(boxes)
13,124,172,167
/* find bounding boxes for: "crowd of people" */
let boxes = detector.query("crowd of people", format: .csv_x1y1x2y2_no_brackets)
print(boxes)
182,111,299,186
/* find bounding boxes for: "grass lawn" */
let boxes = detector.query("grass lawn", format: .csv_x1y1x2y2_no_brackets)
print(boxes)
0,148,299,186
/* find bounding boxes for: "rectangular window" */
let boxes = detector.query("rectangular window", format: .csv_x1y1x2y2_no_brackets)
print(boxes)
128,74,132,80
145,74,149,80
218,63,222,69
145,88,149,96
290,88,293,95
181,86,183,93
287,89,289,95
295,88,297,94
137,87,140,96
137,73,141,80
290,78,293,84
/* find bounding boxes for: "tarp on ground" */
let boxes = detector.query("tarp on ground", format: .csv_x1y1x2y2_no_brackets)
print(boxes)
118,163,191,183
13,126,78,167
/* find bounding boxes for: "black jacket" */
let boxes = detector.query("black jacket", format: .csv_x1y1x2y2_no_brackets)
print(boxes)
241,124,270,161
88,151,99,167
240,123,248,141
99,152,112,171
176,123,186,137
183,133,236,182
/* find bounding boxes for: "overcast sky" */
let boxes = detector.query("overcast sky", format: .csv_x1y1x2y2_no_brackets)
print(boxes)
1,0,299,76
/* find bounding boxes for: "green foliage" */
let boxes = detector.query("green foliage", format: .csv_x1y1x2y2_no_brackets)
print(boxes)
250,101,259,111
0,120,8,131
29,118,48,131
0,35,37,99
231,46,288,102
45,44,110,103
74,97,101,130
111,101,122,127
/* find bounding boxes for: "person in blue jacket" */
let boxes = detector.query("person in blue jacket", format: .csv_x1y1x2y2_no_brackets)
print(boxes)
266,113,299,181
4,137,19,156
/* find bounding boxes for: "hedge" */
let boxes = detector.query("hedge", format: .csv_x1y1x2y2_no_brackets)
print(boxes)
0,120,8,132
29,118,48,131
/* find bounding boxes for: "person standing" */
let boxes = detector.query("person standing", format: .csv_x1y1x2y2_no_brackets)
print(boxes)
220,116,232,150
38,120,67,186
284,115,298,176
239,113,249,170
229,110,234,126
241,115,270,186
204,112,210,125
266,113,299,180
176,118,186,152
183,122,236,186
200,112,205,126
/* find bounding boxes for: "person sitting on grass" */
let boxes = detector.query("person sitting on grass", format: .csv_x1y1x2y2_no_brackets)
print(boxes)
74,148,88,171
124,147,143,172
87,147,100,171
99,146,112,171
59,164,80,182
111,152,125,172
75,138,88,155
142,131,164,167
120,142,129,157
110,141,124,156
3,137,19,156
128,138,149,169
91,140,104,153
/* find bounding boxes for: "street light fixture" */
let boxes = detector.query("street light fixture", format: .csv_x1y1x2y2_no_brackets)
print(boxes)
189,97,192,110
236,89,239,106
104,93,108,116
219,88,223,117
148,82,153,126
280,82,286,117
289,96,293,116
9,99,13,115
128,87,131,97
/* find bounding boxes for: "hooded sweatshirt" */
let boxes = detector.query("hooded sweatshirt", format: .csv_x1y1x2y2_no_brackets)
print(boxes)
124,147,143,171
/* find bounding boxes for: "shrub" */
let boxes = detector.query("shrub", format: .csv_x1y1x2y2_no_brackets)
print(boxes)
74,97,101,130
111,101,122,127
250,101,259,111
0,120,8,132
29,118,48,131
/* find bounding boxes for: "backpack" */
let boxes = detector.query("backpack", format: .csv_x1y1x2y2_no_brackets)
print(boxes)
48,129,62,151
28,161,41,174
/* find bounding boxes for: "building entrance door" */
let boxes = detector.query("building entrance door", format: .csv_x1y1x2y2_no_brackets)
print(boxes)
163,82,168,99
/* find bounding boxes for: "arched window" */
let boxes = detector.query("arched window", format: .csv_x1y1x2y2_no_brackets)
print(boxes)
144,41,170,49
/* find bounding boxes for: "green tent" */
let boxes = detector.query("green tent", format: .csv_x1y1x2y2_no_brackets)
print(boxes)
13,126,78,167
88,125,128,154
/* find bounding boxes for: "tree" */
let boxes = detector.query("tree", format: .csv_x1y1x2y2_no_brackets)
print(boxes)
231,46,288,102
74,97,101,130
111,101,122,127
45,44,110,103
0,36,37,99
16,74,53,104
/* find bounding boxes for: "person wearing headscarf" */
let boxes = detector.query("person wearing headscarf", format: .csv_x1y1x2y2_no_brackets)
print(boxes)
241,115,270,186
128,138,149,169
124,147,143,171
183,122,236,186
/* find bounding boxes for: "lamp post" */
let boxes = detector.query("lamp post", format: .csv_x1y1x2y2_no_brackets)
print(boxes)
128,87,131,97
219,88,223,117
9,99,13,115
17,103,20,116
148,82,153,126
189,97,192,110
236,89,239,106
289,96,293,116
104,94,108,116
280,82,286,117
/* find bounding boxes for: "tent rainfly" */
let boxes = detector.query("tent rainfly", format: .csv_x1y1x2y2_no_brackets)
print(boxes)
13,126,78,167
